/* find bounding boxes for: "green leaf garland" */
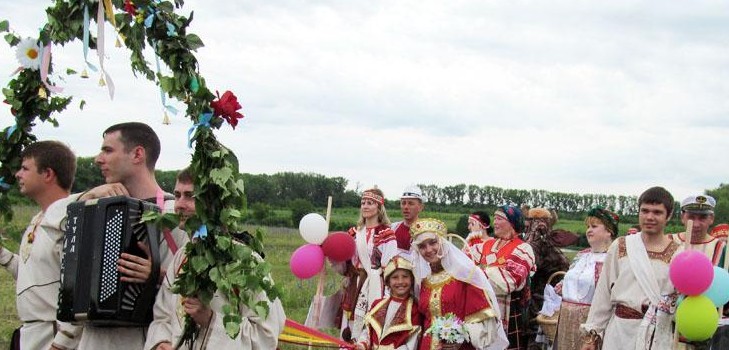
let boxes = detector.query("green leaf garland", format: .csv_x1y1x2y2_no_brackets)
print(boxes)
1,0,280,346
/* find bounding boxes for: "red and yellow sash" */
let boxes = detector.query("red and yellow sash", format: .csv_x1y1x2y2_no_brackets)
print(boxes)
479,238,525,266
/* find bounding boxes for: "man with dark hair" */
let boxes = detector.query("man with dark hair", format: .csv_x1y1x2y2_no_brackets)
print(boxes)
0,141,82,350
145,168,285,349
172,167,195,227
76,122,189,349
581,186,682,349
102,121,161,171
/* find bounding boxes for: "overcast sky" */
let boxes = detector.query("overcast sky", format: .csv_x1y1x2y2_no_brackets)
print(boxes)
2,1,729,202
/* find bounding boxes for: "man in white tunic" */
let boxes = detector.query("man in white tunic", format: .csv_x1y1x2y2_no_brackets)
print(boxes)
144,168,285,349
76,122,189,349
581,187,682,350
0,141,83,349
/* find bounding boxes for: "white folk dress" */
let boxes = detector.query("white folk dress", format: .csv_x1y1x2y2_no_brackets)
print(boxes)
554,249,606,350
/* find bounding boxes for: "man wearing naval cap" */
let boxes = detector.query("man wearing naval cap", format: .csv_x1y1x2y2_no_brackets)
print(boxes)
669,194,724,265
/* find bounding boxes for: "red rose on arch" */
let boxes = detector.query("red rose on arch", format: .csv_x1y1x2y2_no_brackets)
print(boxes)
124,0,137,17
210,90,245,129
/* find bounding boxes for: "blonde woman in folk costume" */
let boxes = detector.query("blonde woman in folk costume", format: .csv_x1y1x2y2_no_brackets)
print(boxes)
412,218,509,350
335,188,399,341
356,255,422,350
553,207,617,350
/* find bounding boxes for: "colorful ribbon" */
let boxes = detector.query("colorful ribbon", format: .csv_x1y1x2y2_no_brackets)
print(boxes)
0,177,10,191
39,44,63,94
96,0,115,98
193,225,208,240
5,124,17,139
187,113,212,148
144,6,156,28
82,5,99,75
151,41,179,118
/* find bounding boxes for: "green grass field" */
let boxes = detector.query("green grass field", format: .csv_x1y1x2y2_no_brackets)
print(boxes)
0,205,684,348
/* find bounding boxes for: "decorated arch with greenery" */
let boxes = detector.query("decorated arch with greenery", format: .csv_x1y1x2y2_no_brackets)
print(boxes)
0,0,279,345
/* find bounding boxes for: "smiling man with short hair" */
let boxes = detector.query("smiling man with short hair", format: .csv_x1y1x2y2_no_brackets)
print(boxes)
581,186,682,350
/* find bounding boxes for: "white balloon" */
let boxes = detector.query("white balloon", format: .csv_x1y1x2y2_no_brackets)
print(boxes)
299,213,328,245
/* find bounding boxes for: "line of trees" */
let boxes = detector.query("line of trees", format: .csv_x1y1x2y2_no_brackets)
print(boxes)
419,184,639,216
35,157,729,225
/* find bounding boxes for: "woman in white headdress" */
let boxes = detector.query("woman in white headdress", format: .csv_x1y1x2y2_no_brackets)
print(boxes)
411,218,509,350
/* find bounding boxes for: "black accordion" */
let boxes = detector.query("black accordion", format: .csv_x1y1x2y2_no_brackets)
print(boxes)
58,196,161,326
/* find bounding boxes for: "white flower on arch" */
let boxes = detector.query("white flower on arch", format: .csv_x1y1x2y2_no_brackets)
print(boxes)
16,38,41,70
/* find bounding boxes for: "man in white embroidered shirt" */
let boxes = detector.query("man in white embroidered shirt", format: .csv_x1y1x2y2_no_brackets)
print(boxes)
0,141,82,350
580,186,682,350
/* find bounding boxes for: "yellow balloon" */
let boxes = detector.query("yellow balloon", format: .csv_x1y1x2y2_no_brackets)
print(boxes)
675,295,719,341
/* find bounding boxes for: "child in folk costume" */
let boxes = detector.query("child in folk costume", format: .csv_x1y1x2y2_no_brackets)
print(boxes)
411,218,509,350
464,211,494,264
356,255,422,350
334,188,399,341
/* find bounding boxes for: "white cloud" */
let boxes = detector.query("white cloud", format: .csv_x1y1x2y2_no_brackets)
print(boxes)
1,0,729,204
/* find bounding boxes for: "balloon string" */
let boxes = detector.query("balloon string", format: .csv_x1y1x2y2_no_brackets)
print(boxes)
311,196,333,327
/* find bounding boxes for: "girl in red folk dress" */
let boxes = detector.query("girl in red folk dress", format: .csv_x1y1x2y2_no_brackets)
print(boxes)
411,218,509,350
334,188,399,342
356,255,422,350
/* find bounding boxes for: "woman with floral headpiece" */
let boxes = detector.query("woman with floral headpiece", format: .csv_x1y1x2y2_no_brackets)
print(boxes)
356,254,422,350
411,218,509,350
477,206,536,350
335,188,399,342
552,207,618,350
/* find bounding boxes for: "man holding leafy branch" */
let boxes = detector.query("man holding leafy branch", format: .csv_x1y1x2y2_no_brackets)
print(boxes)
144,168,285,349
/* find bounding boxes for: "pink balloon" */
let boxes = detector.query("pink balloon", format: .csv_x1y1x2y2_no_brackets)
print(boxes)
322,232,356,262
290,244,325,279
670,250,714,296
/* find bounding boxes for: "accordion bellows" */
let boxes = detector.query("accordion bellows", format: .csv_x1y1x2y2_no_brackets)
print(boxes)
58,196,161,327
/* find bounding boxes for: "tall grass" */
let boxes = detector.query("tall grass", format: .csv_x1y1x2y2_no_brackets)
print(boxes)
0,206,690,349
0,205,37,348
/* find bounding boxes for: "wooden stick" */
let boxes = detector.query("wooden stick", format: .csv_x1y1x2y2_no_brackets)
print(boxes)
723,233,729,271
677,220,693,345
673,322,680,349
311,196,333,327
684,219,693,251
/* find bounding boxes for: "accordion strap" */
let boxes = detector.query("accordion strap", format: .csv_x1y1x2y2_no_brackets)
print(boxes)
163,229,178,255
156,189,179,255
